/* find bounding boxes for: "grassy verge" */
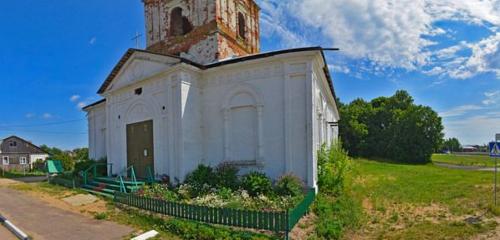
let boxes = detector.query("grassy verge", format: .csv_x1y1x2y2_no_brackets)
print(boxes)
0,170,45,178
105,205,278,240
347,159,500,239
432,153,495,167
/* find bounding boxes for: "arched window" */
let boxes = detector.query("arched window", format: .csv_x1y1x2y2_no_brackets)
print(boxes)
170,7,193,37
238,12,246,40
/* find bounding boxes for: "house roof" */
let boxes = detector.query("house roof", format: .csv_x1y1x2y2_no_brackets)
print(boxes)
0,135,47,154
89,47,339,110
82,99,106,111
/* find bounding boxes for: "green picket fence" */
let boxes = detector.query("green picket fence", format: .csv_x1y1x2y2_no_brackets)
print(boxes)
114,189,315,236
49,176,79,189
288,189,316,230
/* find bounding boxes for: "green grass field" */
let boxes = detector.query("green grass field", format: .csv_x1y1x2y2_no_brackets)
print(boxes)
0,170,46,178
348,159,500,239
432,153,496,167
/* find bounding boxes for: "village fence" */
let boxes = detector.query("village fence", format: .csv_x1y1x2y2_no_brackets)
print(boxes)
114,188,316,239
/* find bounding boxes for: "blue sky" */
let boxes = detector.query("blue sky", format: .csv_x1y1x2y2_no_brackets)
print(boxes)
1,0,499,149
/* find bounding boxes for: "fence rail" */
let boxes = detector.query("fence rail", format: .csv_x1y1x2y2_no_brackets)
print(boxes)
50,176,79,189
114,189,315,236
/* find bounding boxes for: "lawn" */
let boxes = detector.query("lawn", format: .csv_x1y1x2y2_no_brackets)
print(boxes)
347,159,500,239
0,170,46,178
432,153,496,167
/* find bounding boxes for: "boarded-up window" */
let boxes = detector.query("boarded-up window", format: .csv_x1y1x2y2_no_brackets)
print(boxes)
230,106,257,161
170,7,193,36
238,12,246,40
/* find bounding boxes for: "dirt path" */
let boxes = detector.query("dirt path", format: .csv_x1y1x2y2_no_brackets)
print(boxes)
0,225,17,240
0,186,133,240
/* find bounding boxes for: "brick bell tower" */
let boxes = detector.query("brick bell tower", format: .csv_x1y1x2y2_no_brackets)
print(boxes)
142,0,260,64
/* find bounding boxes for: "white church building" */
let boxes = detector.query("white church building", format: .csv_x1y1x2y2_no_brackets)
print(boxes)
84,0,339,189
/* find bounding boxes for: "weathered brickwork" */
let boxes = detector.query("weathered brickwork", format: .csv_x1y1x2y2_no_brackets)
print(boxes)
142,0,260,64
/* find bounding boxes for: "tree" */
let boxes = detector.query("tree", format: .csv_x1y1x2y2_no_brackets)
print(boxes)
442,138,461,153
73,148,89,162
339,90,444,164
40,145,89,171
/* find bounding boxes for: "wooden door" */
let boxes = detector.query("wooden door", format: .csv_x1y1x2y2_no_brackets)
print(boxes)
126,120,154,179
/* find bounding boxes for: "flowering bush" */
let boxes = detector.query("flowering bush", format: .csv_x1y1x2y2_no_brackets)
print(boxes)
184,165,217,197
138,184,179,202
134,166,307,211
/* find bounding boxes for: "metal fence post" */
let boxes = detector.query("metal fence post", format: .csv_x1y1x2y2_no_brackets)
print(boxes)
285,210,289,240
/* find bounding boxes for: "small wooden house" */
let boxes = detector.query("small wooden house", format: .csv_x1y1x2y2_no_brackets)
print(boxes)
0,136,49,171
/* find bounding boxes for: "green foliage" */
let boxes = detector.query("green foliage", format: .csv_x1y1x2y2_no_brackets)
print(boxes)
184,165,217,197
53,153,75,171
442,137,462,152
215,163,240,190
313,142,361,239
73,148,90,162
241,172,273,197
339,90,444,164
317,141,351,196
33,159,46,172
72,158,108,177
274,174,304,197
115,208,276,240
40,145,91,171
139,184,180,202
94,212,108,220
313,194,362,240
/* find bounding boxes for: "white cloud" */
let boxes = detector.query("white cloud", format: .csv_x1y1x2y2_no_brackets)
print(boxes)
439,105,483,118
483,90,500,105
89,37,97,45
25,113,35,119
464,33,500,78
259,0,500,79
42,113,53,119
70,95,81,102
329,64,350,74
445,115,500,144
77,102,87,109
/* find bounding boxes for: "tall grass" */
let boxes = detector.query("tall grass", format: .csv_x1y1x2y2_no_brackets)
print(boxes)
313,141,362,239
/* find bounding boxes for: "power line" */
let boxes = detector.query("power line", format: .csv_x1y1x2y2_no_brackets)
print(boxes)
0,119,85,128
0,129,87,135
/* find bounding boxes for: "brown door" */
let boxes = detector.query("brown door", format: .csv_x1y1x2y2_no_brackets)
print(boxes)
126,120,154,179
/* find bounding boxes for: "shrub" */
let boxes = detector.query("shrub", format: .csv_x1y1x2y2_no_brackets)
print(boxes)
140,184,179,202
184,165,217,197
317,141,351,196
241,172,272,197
94,212,108,220
33,159,46,172
73,158,107,177
274,174,304,197
313,140,360,239
215,163,240,190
